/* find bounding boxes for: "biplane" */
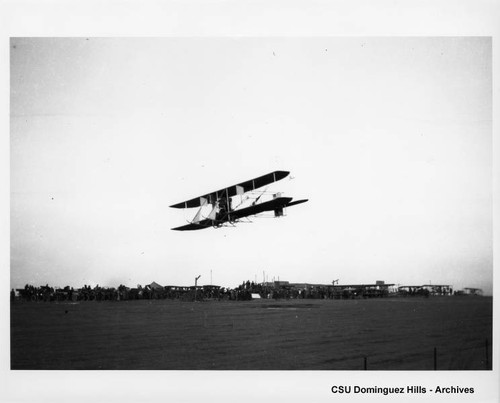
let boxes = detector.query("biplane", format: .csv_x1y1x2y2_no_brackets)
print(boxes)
170,170,308,231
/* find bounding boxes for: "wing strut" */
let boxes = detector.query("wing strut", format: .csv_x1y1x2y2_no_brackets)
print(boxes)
192,206,203,223
207,204,217,220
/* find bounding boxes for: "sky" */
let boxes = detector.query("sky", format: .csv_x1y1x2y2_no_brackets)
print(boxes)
10,37,492,294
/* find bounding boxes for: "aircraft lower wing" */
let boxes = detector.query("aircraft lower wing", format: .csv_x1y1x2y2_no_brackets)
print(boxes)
171,197,308,231
229,197,293,219
171,219,215,231
230,197,308,219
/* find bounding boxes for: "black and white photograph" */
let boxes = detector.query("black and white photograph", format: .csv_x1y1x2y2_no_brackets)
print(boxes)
2,1,499,403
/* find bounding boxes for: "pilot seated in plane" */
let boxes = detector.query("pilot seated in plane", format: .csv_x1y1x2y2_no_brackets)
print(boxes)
215,197,232,222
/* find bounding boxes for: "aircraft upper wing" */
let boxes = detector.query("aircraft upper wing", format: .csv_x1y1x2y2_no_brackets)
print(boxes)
169,170,290,209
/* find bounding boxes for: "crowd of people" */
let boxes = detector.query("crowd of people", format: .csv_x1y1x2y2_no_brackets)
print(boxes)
11,280,394,302
12,281,267,302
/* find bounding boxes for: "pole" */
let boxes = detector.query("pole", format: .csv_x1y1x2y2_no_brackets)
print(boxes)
195,275,201,302
485,338,489,370
226,188,230,221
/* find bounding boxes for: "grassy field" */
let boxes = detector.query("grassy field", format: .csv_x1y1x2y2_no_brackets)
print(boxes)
10,296,492,370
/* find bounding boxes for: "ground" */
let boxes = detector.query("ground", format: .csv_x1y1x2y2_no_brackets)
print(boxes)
10,296,492,370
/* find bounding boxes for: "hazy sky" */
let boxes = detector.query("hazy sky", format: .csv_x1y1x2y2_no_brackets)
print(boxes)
10,37,492,293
